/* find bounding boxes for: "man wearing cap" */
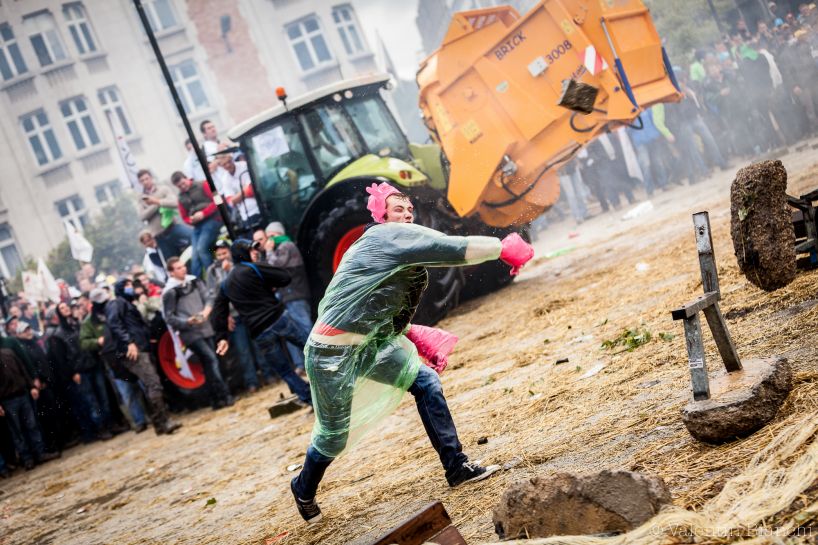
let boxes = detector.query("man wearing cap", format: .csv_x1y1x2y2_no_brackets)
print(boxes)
107,278,182,435
206,240,263,392
288,182,533,523
81,289,148,433
264,222,312,335
211,239,312,404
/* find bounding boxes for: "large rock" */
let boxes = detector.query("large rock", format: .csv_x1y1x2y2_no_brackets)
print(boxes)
492,470,672,540
682,356,792,443
730,160,796,291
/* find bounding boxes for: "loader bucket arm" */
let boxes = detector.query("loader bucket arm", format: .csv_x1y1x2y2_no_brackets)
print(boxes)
417,0,682,227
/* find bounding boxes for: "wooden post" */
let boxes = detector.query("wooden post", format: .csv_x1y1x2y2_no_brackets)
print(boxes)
683,313,710,401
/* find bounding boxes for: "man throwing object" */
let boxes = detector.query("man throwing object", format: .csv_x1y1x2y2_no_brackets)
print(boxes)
290,182,533,523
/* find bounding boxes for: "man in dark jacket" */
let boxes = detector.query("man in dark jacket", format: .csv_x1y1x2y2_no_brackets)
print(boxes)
162,257,232,409
81,288,147,433
211,239,311,404
0,336,59,469
107,278,181,435
51,301,113,442
16,322,64,452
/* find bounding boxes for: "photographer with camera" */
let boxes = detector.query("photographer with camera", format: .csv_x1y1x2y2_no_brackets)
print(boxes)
162,257,233,410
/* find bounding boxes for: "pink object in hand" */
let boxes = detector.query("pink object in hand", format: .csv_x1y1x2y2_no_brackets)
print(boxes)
406,324,459,374
500,233,534,276
365,182,401,223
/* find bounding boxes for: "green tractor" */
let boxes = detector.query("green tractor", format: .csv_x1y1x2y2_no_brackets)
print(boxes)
227,74,520,325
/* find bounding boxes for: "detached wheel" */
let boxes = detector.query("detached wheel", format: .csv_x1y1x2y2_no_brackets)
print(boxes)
730,160,796,291
156,331,210,411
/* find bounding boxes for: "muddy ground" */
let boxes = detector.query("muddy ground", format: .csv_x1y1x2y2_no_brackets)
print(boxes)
3,142,818,545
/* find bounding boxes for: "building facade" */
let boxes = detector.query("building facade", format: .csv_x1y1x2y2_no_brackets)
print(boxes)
0,0,416,278
0,0,230,277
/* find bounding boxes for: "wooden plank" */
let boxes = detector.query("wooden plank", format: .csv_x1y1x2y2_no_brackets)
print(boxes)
683,314,710,401
268,397,304,418
671,291,719,320
693,212,719,295
368,502,453,545
702,302,742,372
429,525,468,545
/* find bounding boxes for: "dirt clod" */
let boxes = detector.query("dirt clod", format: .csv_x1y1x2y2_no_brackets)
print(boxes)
730,160,796,291
492,470,672,539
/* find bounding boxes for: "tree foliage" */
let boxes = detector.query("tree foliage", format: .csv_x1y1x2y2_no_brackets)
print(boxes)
38,196,144,284
645,0,738,61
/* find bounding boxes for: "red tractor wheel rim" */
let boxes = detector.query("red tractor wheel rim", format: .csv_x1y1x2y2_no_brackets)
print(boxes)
333,225,365,272
158,331,206,389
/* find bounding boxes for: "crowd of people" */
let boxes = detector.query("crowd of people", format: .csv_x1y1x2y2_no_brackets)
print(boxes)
4,5,818,480
546,3,818,226
0,117,312,476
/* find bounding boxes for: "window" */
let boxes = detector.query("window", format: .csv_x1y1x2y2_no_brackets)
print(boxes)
144,0,178,32
286,16,332,71
95,180,121,205
299,103,365,177
23,11,68,67
98,86,132,135
61,96,100,151
0,224,22,278
0,23,28,81
344,96,411,159
62,3,97,55
21,110,62,166
332,5,365,56
55,194,88,229
169,59,209,114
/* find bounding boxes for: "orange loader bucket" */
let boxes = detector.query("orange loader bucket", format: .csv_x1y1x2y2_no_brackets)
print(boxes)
417,0,682,227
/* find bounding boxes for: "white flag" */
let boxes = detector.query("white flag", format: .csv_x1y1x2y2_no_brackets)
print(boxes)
106,110,139,189
64,219,94,262
36,258,61,303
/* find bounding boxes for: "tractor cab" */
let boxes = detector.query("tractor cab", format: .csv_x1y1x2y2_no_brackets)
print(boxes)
227,74,412,235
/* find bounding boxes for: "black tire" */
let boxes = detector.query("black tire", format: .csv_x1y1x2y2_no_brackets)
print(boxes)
305,192,464,326
306,196,372,307
412,203,464,325
460,224,530,301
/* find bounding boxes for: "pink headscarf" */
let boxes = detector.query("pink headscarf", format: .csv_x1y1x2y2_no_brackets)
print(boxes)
365,182,401,223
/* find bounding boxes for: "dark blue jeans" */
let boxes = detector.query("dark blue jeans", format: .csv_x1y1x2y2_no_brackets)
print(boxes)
106,367,146,427
231,319,261,389
0,451,6,473
293,365,467,499
156,222,193,260
2,394,45,463
190,217,221,277
71,368,113,439
254,310,311,402
187,337,231,406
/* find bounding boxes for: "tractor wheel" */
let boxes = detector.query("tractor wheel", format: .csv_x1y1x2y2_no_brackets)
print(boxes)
306,194,464,326
730,160,796,291
307,196,372,303
412,204,464,325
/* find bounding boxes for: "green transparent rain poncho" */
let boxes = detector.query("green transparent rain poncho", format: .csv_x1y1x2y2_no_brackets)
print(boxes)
306,222,502,458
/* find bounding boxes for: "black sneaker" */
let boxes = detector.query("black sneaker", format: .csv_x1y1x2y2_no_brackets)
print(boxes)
446,461,501,488
290,478,322,523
